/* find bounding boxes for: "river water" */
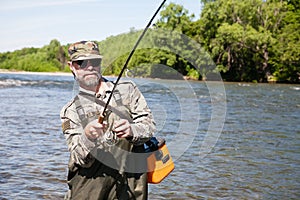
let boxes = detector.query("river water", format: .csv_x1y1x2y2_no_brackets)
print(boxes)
0,72,299,199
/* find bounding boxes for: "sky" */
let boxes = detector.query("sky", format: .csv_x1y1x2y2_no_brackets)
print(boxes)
0,0,201,53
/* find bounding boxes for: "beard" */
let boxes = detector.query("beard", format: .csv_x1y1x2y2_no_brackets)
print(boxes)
77,72,101,88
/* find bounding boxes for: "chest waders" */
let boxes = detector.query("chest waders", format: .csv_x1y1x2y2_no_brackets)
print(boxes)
66,90,147,200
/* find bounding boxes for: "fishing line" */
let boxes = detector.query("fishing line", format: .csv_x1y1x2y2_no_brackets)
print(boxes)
99,0,167,123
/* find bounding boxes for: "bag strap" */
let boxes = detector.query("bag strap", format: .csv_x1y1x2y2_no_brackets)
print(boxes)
78,91,133,123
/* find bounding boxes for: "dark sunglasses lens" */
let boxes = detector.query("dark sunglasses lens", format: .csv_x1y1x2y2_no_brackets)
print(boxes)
91,59,101,66
79,60,88,69
74,59,101,69
74,60,84,68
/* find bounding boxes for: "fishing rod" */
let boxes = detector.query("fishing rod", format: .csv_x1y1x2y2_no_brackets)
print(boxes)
98,0,167,123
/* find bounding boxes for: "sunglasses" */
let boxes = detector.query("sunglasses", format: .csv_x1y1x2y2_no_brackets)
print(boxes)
73,59,101,69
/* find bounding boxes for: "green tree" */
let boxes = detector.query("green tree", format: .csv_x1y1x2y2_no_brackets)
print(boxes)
153,3,199,79
196,0,295,82
270,0,300,82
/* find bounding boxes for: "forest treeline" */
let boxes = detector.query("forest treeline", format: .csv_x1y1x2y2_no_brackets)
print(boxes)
0,0,299,83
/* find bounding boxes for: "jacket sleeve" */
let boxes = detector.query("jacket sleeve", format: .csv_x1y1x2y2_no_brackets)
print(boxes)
60,101,96,168
121,82,156,145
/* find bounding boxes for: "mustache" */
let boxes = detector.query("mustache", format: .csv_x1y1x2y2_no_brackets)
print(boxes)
83,72,100,78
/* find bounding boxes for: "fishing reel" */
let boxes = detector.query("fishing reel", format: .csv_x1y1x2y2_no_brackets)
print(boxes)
98,109,119,146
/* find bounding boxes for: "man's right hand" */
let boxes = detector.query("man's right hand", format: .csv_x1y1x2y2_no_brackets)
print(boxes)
84,119,107,140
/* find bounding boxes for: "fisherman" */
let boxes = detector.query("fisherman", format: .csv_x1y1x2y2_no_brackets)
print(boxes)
60,41,156,200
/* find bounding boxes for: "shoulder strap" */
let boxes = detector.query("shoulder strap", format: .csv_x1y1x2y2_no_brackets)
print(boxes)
74,95,84,120
73,95,89,127
113,89,122,107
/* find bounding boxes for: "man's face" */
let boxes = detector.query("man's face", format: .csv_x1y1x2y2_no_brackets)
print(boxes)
71,59,102,89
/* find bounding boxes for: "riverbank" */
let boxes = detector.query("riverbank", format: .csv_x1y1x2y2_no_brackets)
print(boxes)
1,69,299,84
0,69,72,76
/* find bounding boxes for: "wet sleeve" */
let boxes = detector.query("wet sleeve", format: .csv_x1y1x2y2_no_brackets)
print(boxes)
128,83,156,145
60,103,96,168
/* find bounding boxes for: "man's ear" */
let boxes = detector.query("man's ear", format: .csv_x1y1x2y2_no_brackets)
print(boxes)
68,61,73,70
68,61,77,79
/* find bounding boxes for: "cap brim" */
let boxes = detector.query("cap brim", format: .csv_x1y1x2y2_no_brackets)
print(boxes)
72,54,103,61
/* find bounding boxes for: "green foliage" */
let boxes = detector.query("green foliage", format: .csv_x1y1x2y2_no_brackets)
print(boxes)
0,39,67,72
0,1,298,82
196,0,299,82
156,3,195,34
98,30,143,75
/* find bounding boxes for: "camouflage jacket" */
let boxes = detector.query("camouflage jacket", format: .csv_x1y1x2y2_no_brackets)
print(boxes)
60,79,156,170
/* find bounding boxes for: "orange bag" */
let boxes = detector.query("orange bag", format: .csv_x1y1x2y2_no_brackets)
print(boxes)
147,138,175,184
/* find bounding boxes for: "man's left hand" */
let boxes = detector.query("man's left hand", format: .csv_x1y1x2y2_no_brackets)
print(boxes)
113,119,133,138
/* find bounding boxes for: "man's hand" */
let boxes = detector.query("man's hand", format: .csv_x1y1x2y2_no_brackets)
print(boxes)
84,119,107,140
113,119,133,138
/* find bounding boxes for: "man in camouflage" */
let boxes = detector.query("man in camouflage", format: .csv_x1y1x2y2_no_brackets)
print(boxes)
60,41,156,199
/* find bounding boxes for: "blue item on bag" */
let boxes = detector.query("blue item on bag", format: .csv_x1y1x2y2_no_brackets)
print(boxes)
143,137,159,153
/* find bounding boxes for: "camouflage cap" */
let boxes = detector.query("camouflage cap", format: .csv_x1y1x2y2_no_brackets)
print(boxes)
68,41,103,61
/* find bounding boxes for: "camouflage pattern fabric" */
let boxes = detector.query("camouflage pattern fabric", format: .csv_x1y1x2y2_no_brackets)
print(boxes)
68,41,103,61
60,80,156,200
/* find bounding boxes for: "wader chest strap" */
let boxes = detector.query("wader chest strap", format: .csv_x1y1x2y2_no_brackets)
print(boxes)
74,95,89,128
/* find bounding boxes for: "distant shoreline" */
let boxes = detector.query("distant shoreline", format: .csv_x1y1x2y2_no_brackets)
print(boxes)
0,69,72,76
0,69,119,79
1,69,298,84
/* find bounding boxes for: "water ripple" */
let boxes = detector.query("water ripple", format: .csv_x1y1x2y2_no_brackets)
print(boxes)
0,74,300,199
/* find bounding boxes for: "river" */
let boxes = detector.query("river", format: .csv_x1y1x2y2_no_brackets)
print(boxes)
0,72,299,199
